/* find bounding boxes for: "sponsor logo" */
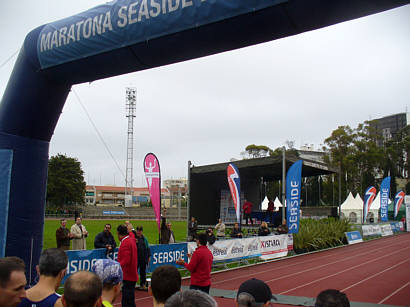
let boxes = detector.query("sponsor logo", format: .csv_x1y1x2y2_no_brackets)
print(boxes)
212,248,228,256
231,245,244,254
247,244,258,252
152,250,185,264
260,239,280,248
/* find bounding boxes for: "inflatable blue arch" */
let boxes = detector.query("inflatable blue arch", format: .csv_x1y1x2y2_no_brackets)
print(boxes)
0,0,407,284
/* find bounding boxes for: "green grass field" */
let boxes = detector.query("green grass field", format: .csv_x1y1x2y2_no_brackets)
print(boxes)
44,219,187,250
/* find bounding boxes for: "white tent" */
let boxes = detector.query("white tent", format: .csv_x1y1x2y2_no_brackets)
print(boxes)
274,197,283,211
261,196,268,210
354,193,364,209
355,192,384,223
261,196,284,211
340,193,362,223
340,192,358,209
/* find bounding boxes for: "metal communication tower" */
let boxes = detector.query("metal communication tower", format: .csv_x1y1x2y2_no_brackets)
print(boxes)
125,87,137,207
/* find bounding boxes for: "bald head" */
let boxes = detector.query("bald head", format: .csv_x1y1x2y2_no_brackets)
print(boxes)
62,271,102,307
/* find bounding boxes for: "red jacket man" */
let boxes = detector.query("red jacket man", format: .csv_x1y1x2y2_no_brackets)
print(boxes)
176,233,213,294
117,224,138,307
243,199,254,225
267,198,275,223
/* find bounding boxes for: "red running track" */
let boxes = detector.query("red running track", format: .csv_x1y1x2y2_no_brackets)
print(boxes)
113,233,410,306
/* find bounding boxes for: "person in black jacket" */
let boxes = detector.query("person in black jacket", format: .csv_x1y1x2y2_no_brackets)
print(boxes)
160,217,175,244
188,217,198,242
135,226,151,289
94,224,116,254
258,222,270,236
205,228,216,245
231,223,243,239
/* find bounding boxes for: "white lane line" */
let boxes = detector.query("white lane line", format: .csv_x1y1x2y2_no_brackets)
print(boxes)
278,246,410,295
341,259,409,292
378,281,410,304
212,239,406,285
212,238,405,285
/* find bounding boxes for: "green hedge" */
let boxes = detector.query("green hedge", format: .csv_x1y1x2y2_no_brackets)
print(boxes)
293,218,352,253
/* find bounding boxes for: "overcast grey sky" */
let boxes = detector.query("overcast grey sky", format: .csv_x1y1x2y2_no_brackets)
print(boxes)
1,2,409,187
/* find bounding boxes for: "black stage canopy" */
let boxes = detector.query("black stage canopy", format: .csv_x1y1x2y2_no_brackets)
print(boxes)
188,156,338,225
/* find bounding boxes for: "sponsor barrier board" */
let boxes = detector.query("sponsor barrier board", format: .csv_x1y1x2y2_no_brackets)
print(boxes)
380,224,393,236
345,231,363,244
187,234,289,262
390,222,401,233
398,221,404,231
287,234,294,251
361,225,381,237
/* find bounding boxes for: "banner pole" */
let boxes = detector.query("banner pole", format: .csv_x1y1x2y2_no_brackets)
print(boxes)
282,146,286,224
159,159,162,244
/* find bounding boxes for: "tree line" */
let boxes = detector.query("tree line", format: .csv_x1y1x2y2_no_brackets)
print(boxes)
242,121,409,206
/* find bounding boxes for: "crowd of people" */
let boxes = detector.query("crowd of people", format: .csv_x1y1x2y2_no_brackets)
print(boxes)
55,215,288,260
0,213,350,307
0,250,350,307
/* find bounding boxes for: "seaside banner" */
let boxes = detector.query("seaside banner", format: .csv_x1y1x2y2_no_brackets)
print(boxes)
380,177,391,222
363,186,376,223
394,190,405,219
64,248,118,285
144,153,161,231
149,243,188,272
227,163,241,224
286,160,303,234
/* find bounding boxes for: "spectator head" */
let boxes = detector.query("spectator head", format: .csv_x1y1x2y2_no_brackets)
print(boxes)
104,224,112,234
0,257,26,307
75,217,82,225
197,233,208,246
167,222,172,229
136,226,143,237
234,223,239,229
315,289,350,307
261,222,268,228
149,265,181,304
92,259,123,303
117,224,128,240
165,289,217,307
236,278,274,307
218,218,222,224
62,271,102,307
38,248,68,282
60,219,67,227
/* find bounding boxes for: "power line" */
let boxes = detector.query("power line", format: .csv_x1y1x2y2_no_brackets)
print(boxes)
71,87,126,180
0,49,19,70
